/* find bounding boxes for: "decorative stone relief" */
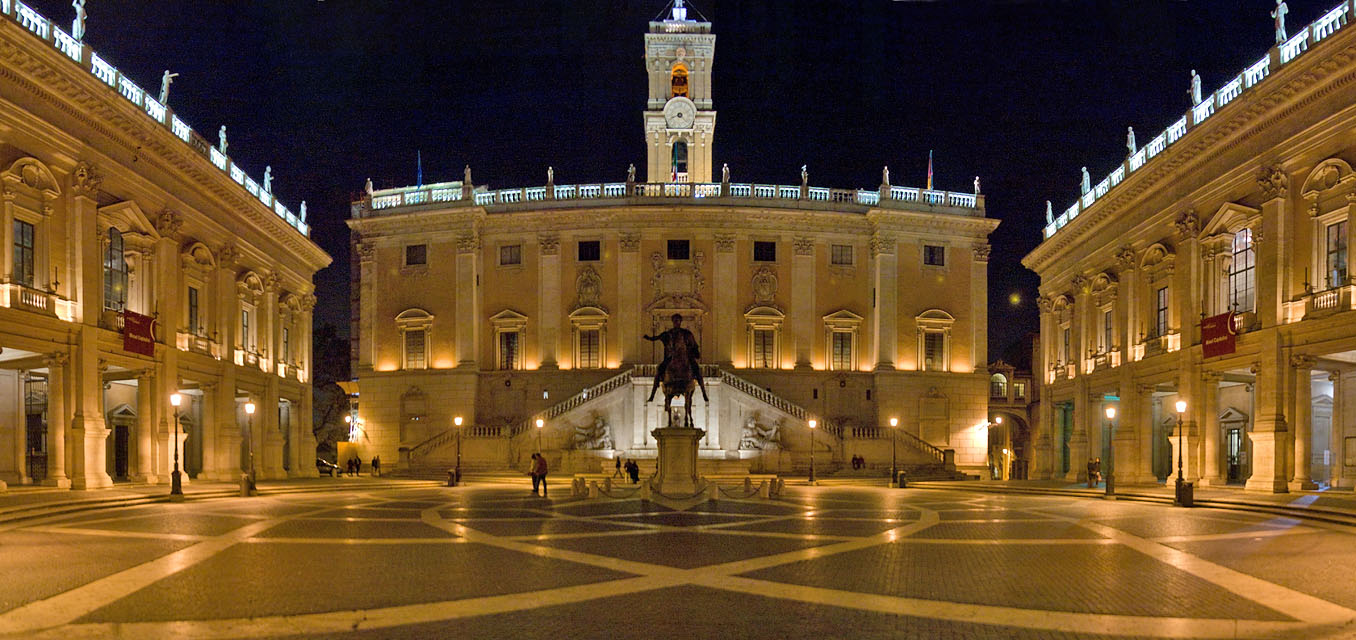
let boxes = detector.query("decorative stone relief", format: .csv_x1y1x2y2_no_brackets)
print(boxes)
1036,295,1053,313
869,233,895,257
218,242,238,267
1257,165,1288,200
575,264,602,309
1070,275,1089,292
713,234,736,253
155,209,182,238
793,236,814,256
619,232,641,253
354,242,375,262
265,272,281,293
647,251,705,310
1115,246,1137,269
569,416,613,450
739,416,782,450
71,161,103,197
456,234,480,254
751,265,778,305
1290,354,1317,370
539,234,560,256
1174,209,1200,240
972,243,991,262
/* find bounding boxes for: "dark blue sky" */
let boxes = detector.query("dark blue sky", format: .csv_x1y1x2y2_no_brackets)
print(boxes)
26,0,1330,363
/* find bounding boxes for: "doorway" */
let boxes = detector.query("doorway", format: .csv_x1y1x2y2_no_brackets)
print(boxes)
114,425,129,479
1226,427,1243,484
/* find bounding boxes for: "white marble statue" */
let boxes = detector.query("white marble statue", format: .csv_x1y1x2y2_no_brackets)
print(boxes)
627,163,636,183
973,176,981,195
159,70,178,105
1272,1,1289,44
1190,69,1202,104
882,165,890,186
1045,201,1054,225
547,166,554,184
801,164,808,186
365,178,374,197
299,201,307,222
1126,126,1136,156
263,166,273,194
739,417,782,450
71,0,86,41
218,125,228,154
464,165,472,186
722,162,729,183
1080,167,1091,195
570,416,613,450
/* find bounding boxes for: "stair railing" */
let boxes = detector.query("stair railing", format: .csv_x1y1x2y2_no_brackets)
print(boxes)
897,430,945,463
510,368,636,437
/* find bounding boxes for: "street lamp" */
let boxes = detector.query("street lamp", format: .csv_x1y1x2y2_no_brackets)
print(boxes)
169,393,184,500
243,400,257,496
535,418,544,453
1174,399,1188,505
1104,404,1117,497
808,419,817,484
889,417,898,487
454,416,463,484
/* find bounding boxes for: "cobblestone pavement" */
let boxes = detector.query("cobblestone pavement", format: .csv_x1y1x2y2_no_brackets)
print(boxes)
1,484,1355,639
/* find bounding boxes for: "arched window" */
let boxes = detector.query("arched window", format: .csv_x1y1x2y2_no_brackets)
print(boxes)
670,63,689,98
990,373,1008,398
1229,228,1255,312
104,227,127,311
672,141,688,174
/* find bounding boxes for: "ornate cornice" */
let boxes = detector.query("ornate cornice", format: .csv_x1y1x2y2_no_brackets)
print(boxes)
972,243,991,262
1115,245,1137,270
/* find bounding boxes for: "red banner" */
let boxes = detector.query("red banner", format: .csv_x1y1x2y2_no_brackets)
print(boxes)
123,311,157,357
1201,312,1236,359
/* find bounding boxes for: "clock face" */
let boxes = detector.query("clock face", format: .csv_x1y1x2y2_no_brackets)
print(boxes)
663,97,696,130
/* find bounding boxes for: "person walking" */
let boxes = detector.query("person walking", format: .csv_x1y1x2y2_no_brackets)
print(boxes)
531,453,549,496
613,456,624,479
372,456,381,477
626,459,640,484
1092,457,1102,486
1086,458,1096,488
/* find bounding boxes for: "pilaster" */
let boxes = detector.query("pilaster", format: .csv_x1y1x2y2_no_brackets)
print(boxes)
1067,377,1089,482
455,234,480,368
712,233,735,365
69,327,111,489
1255,166,1288,328
972,243,990,368
1133,384,1159,484
41,352,70,488
538,234,560,369
869,232,897,370
356,241,376,367
618,233,642,364
262,376,283,479
791,236,814,369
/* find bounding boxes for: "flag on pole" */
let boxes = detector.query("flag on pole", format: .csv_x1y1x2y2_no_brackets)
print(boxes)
926,150,933,191
416,150,423,188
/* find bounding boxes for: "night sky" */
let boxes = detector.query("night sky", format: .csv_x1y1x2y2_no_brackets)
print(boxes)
24,0,1332,364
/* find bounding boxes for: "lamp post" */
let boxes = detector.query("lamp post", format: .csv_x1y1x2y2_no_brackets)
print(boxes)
169,393,184,500
454,416,463,484
243,400,257,496
889,417,898,487
1174,399,1189,506
808,419,817,484
1104,404,1116,497
535,418,544,454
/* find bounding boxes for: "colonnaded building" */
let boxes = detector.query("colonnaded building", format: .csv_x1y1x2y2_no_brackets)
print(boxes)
1025,2,1356,492
0,2,329,489
348,3,1000,478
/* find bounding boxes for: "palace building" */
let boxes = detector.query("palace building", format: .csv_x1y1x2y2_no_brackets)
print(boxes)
348,2,1000,478
0,3,329,489
1025,2,1356,492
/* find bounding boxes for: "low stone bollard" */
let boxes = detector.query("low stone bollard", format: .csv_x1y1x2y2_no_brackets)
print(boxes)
707,483,719,501
758,480,770,498
446,469,458,487
589,480,600,498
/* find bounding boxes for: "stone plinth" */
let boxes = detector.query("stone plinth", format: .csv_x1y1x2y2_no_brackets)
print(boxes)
652,427,705,496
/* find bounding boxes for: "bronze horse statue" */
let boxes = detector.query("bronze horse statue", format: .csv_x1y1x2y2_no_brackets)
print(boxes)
661,334,698,428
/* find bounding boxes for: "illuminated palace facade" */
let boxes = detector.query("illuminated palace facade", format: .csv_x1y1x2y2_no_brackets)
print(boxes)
0,4,329,489
1025,2,1356,492
348,5,999,477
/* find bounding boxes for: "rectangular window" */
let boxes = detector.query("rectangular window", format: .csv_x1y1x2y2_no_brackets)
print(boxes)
923,245,945,266
499,331,520,370
405,244,427,266
187,287,200,335
13,219,34,288
830,244,853,266
104,229,127,311
667,239,690,261
1327,220,1348,288
578,329,600,368
1155,287,1169,337
1229,230,1256,312
923,332,945,370
404,329,427,369
578,240,601,262
499,244,522,266
830,332,852,370
1102,309,1113,351
1061,327,1071,362
282,327,290,362
241,309,251,350
753,241,777,262
751,329,775,368
1014,381,1027,398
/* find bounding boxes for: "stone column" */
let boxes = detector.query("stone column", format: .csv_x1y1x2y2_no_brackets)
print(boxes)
262,376,283,479
1331,372,1346,488
1067,377,1089,482
712,234,736,366
1,186,14,282
41,352,70,488
1032,297,1054,479
1112,381,1140,484
791,237,814,369
154,210,183,481
1199,371,1223,485
618,234,642,364
197,382,219,480
1135,384,1158,483
132,370,157,483
1289,354,1317,490
69,328,111,489
869,231,897,370
455,234,480,368
538,234,560,369
972,243,991,368
355,241,376,368
1246,332,1289,493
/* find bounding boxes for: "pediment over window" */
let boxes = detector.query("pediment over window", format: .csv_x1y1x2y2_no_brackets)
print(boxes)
823,309,864,329
569,306,609,323
1202,202,1261,242
236,270,264,301
1139,243,1175,270
1301,158,1356,197
1,157,60,197
1219,406,1249,424
395,308,434,328
490,309,529,329
98,201,160,245
745,305,785,323
916,308,955,328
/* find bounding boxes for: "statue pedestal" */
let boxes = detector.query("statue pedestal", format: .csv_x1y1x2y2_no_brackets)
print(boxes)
652,427,705,496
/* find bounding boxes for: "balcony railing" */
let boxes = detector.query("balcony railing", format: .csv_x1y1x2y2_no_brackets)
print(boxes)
2,283,57,317
1303,284,1356,319
1134,331,1181,360
1231,311,1257,335
1084,349,1121,374
177,331,221,359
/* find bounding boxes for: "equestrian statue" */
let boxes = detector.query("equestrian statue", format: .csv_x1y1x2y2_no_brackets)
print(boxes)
644,313,709,427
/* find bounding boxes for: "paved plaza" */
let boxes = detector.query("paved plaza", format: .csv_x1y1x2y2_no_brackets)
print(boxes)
1,482,1355,639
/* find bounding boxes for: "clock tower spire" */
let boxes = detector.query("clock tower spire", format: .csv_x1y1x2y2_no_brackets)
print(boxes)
645,1,716,183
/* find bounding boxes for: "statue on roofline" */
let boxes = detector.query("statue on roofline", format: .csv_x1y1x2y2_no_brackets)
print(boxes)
71,0,86,41
973,176,981,195
1080,167,1091,195
1272,1,1289,44
159,71,177,105
263,166,273,194
722,162,729,183
627,163,636,183
218,125,228,154
1045,201,1053,225
801,164,808,186
1189,69,1202,105
1126,126,1136,156
882,165,890,186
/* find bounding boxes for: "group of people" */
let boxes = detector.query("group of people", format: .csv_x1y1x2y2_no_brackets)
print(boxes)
612,456,641,484
1086,457,1102,487
345,456,380,477
850,454,868,470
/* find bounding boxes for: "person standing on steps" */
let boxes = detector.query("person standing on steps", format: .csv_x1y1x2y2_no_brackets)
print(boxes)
613,456,623,479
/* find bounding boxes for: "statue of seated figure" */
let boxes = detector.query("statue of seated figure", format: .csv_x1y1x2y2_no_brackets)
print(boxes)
571,416,614,450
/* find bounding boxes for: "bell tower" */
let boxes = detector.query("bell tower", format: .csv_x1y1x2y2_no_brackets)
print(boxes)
644,1,716,183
